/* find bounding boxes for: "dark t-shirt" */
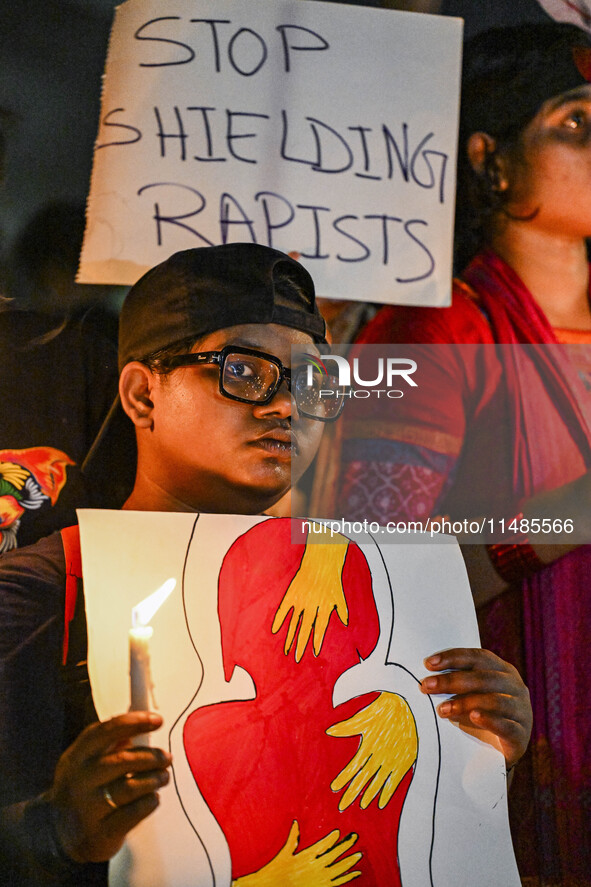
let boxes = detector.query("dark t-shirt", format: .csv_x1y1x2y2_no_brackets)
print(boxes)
0,531,104,885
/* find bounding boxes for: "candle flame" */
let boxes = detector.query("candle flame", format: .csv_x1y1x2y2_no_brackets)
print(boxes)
131,578,176,628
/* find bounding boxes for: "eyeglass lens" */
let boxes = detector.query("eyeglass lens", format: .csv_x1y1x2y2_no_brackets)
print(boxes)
293,367,342,419
221,353,281,401
221,352,343,420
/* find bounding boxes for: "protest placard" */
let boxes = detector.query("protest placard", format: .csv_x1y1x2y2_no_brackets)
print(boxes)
80,509,520,887
79,0,462,305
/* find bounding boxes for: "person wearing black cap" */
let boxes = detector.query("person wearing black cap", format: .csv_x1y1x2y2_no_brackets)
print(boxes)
328,22,591,885
0,243,532,885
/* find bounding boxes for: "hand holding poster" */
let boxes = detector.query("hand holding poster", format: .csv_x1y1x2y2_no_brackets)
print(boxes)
79,510,521,887
79,0,462,305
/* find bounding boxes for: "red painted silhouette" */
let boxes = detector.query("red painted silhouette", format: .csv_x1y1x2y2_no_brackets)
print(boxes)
183,519,413,883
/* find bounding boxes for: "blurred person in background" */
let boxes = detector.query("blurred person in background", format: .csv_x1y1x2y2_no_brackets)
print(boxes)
0,116,132,552
328,23,591,886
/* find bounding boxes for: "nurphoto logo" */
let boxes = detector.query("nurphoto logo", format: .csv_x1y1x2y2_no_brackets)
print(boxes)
303,352,418,400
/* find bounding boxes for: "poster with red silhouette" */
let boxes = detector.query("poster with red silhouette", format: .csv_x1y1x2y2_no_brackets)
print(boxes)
79,510,521,887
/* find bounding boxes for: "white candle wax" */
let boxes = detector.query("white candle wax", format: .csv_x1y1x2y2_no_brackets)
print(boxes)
129,625,154,711
128,578,175,746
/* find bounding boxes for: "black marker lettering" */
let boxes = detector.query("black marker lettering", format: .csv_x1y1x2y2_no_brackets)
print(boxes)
396,219,434,283
308,117,353,174
186,107,226,162
420,149,448,204
333,215,371,262
364,214,403,265
348,126,382,180
297,205,330,259
219,192,256,243
255,191,295,248
153,106,187,160
226,111,269,164
96,108,142,149
383,122,409,182
228,28,268,76
189,19,231,72
137,183,213,246
135,17,194,67
275,25,329,73
280,110,315,167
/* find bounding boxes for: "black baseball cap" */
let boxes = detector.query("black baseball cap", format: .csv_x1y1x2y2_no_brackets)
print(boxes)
118,243,326,371
82,243,326,487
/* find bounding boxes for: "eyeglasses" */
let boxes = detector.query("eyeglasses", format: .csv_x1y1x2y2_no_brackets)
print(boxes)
162,346,345,422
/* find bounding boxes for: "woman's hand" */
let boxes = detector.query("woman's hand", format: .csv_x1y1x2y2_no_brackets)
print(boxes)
45,712,172,863
421,647,532,769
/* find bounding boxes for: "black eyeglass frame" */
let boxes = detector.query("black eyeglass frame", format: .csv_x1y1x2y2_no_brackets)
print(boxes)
161,345,344,422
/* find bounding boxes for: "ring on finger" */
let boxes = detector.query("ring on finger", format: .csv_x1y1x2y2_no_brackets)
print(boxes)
103,785,118,811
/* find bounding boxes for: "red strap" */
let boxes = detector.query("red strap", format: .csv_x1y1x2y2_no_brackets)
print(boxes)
61,524,82,665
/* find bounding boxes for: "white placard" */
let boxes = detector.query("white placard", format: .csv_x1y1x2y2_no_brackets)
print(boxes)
79,509,520,887
79,0,462,306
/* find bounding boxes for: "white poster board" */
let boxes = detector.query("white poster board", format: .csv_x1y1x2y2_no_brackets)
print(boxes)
79,509,520,887
79,0,462,306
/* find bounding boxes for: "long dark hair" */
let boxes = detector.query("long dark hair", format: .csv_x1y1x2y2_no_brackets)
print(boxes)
454,22,591,274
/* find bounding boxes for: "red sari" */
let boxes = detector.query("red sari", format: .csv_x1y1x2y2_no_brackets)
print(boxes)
333,250,591,886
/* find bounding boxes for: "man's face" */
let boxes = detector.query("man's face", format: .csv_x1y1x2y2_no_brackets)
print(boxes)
143,323,324,514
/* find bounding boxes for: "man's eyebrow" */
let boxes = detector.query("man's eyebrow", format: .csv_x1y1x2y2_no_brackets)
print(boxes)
222,337,271,350
222,337,321,358
545,86,591,111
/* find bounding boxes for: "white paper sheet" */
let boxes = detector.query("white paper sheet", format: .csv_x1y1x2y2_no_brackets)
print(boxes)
79,509,520,886
78,0,462,306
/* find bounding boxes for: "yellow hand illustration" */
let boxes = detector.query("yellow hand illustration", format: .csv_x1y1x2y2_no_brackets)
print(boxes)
272,537,349,662
327,692,418,811
233,820,362,887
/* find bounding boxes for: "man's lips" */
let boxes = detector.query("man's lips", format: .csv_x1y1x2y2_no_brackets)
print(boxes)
251,428,298,457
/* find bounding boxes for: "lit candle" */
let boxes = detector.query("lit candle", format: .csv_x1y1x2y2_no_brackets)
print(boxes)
129,579,176,743
129,624,154,712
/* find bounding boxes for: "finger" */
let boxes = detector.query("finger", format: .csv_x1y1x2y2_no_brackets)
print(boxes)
102,745,172,770
335,596,349,627
326,708,366,739
421,668,517,697
281,820,300,855
377,770,403,810
295,607,317,663
271,597,289,635
329,751,368,793
331,868,362,885
311,828,343,857
467,711,530,767
436,691,521,722
358,767,389,810
467,708,525,737
424,647,508,673
67,713,164,767
99,791,161,843
283,611,301,656
87,746,172,793
100,768,171,814
337,761,375,811
327,852,363,878
312,607,332,657
317,832,358,861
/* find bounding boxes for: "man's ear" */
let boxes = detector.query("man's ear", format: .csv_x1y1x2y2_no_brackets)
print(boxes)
119,361,155,429
466,132,509,192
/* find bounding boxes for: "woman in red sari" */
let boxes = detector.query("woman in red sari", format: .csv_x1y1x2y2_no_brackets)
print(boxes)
332,23,591,887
